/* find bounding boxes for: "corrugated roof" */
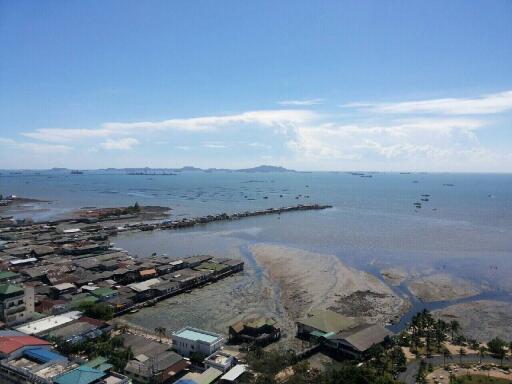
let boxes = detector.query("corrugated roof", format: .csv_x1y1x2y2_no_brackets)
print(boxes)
298,309,356,334
23,347,67,363
0,283,23,295
54,366,106,384
336,324,393,352
0,335,50,354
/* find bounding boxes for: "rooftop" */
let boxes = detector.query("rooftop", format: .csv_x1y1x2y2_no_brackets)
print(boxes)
0,283,24,295
298,309,356,334
15,311,82,335
173,327,222,344
0,335,51,355
54,365,106,384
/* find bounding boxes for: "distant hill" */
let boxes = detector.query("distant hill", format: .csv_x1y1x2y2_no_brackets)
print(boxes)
236,165,296,173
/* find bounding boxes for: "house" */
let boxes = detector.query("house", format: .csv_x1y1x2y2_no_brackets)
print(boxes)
122,334,190,383
47,316,110,344
15,311,82,336
50,283,77,299
124,351,189,384
330,323,393,358
219,364,248,384
0,344,71,384
296,309,356,337
229,316,280,346
204,350,237,373
175,367,223,384
0,331,51,359
0,283,34,326
90,287,118,301
172,327,224,357
53,365,129,384
0,270,21,284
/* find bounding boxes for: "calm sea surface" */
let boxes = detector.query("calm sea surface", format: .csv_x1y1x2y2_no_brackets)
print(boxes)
2,171,512,295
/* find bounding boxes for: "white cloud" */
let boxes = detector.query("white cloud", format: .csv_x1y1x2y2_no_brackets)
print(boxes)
202,142,228,149
22,128,111,143
278,98,323,106
100,137,139,150
0,137,72,154
21,110,316,143
345,90,512,115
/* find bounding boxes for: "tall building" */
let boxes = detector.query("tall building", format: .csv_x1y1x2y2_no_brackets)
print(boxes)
0,283,34,326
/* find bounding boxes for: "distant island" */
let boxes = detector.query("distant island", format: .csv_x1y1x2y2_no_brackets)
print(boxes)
0,165,298,175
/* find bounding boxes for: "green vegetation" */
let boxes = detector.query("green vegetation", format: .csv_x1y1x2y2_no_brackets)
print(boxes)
51,334,133,371
241,348,400,384
78,301,114,320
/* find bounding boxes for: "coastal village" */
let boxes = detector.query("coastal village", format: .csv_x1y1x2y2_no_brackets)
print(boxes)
0,196,510,384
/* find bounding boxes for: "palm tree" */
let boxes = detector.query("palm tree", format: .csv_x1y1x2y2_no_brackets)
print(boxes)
154,327,167,343
478,346,487,364
450,320,461,342
458,347,466,365
442,347,452,367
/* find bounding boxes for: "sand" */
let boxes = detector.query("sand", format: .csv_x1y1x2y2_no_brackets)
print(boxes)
433,300,512,342
250,244,410,325
407,273,480,302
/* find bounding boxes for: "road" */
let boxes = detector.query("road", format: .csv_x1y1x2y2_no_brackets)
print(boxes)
398,354,509,384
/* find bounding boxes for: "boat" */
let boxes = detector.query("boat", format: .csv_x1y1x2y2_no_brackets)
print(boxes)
129,309,139,313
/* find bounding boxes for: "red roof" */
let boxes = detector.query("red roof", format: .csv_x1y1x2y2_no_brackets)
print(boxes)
79,316,106,327
0,335,50,355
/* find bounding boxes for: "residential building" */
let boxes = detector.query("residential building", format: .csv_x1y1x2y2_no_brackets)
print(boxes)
204,350,236,373
175,367,223,384
172,327,223,357
0,283,34,326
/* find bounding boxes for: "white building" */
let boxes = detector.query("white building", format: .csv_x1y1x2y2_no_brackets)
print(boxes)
15,311,81,335
172,327,223,357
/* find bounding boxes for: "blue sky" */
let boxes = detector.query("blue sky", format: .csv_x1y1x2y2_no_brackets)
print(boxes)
1,0,511,171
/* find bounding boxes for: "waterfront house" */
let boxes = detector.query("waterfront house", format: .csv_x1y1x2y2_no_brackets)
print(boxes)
297,309,356,337
229,316,280,346
172,327,224,357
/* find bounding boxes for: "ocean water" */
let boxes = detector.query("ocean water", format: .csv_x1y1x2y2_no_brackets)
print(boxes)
2,171,512,297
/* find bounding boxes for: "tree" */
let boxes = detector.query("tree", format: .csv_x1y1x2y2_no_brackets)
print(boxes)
79,302,114,320
477,345,486,364
117,323,129,334
487,337,507,356
458,347,466,365
154,327,167,343
450,320,461,342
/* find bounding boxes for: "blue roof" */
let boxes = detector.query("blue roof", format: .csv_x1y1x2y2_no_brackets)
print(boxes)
175,380,198,384
23,347,67,363
54,366,105,384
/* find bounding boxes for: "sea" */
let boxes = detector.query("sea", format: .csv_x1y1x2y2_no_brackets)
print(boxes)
1,171,512,330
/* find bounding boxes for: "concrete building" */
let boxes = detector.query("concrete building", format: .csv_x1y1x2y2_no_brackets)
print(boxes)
0,283,34,326
172,327,224,357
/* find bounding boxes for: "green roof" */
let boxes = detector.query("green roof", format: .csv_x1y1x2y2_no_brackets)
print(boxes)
0,271,19,280
84,356,113,371
0,283,23,296
90,288,117,298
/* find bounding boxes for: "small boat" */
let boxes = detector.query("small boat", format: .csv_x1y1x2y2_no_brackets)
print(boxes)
129,309,139,314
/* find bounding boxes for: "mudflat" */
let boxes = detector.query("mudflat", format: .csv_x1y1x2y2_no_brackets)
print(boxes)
250,243,410,325
433,300,512,342
407,273,480,302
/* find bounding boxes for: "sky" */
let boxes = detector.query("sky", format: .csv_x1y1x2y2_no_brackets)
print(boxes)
1,0,511,172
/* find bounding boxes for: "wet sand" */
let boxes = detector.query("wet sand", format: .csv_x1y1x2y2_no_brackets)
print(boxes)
251,244,410,325
433,300,512,342
407,273,481,302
